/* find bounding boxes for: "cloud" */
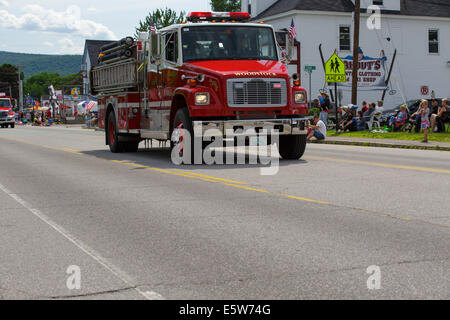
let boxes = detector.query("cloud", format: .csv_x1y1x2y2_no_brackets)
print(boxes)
87,7,97,13
43,41,53,47
0,5,117,40
0,0,8,7
58,38,82,54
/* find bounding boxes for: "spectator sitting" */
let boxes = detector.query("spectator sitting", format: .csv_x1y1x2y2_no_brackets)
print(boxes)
355,111,365,131
376,100,384,113
430,99,447,133
307,115,327,142
339,112,357,132
430,99,440,116
361,101,368,113
389,104,408,131
364,103,376,117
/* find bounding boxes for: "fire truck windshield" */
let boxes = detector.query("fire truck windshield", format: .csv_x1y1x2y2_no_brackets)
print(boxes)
182,26,278,62
0,99,11,108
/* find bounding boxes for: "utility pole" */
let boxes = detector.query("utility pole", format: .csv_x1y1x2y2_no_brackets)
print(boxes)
17,65,24,112
351,0,361,105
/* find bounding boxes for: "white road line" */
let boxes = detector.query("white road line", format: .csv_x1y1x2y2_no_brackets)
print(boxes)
0,182,164,300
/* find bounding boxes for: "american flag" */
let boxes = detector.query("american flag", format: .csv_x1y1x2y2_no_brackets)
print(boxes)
149,17,156,35
289,19,297,41
86,101,97,112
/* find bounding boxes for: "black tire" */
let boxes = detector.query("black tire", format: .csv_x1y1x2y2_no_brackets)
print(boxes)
107,111,123,153
278,135,307,160
10,123,15,128
172,108,195,164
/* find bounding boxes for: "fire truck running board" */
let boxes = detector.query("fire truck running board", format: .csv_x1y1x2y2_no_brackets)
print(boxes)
140,131,170,140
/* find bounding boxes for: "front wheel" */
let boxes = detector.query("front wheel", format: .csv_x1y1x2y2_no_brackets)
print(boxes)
277,135,307,160
172,108,195,164
10,123,15,128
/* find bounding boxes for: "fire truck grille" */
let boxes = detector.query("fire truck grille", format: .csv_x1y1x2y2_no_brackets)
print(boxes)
227,78,287,108
0,111,8,118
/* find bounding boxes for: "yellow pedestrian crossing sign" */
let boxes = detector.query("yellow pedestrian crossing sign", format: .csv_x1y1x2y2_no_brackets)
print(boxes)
325,53,346,82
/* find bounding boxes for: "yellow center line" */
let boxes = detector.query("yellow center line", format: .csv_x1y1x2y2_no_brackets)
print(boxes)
280,194,330,205
172,170,247,185
112,160,233,184
61,148,82,154
221,183,270,194
304,155,450,174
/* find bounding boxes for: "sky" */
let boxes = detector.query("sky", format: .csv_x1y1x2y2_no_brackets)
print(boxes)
0,0,211,55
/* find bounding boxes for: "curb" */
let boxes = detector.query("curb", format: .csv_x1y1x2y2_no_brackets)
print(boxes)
310,140,450,152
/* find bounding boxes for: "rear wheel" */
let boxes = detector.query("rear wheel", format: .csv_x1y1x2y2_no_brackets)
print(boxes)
278,135,307,160
107,111,123,153
10,123,15,128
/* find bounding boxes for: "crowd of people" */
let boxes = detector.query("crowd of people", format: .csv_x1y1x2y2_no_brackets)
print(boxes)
307,91,449,143
409,98,448,143
20,109,58,126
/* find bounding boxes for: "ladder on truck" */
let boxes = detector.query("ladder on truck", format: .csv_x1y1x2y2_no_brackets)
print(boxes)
91,58,138,94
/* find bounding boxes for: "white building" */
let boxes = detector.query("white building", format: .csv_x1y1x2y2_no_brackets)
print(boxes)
81,40,115,96
243,0,450,108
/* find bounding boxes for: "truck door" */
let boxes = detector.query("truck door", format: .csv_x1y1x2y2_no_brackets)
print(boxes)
159,31,180,132
144,32,163,131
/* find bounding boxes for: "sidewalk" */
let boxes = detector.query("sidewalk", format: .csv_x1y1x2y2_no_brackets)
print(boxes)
311,136,450,151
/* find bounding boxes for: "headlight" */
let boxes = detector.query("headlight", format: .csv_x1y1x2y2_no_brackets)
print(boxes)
195,93,210,105
294,92,306,104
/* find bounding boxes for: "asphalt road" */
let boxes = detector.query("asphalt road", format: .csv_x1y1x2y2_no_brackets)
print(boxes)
0,126,449,300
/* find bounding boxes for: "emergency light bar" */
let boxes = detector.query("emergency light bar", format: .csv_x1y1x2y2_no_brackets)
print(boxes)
187,12,251,22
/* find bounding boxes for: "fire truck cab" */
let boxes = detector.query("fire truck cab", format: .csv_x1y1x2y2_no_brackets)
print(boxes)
93,12,309,160
0,95,15,128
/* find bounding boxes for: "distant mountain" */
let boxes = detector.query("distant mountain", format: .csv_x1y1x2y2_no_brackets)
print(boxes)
0,51,82,78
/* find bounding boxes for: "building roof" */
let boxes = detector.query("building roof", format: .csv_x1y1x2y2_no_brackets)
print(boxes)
254,0,450,20
83,40,116,67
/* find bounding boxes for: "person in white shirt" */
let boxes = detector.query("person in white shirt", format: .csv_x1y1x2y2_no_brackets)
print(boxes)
376,100,384,113
307,115,327,141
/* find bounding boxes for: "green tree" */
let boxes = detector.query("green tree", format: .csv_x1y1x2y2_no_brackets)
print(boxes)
210,0,241,12
135,8,185,36
0,64,24,102
23,72,82,101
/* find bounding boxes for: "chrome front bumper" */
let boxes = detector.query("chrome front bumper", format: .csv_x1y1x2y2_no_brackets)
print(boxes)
193,118,310,137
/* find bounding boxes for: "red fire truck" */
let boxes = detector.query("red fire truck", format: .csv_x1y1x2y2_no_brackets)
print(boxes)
92,12,309,160
0,95,16,128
